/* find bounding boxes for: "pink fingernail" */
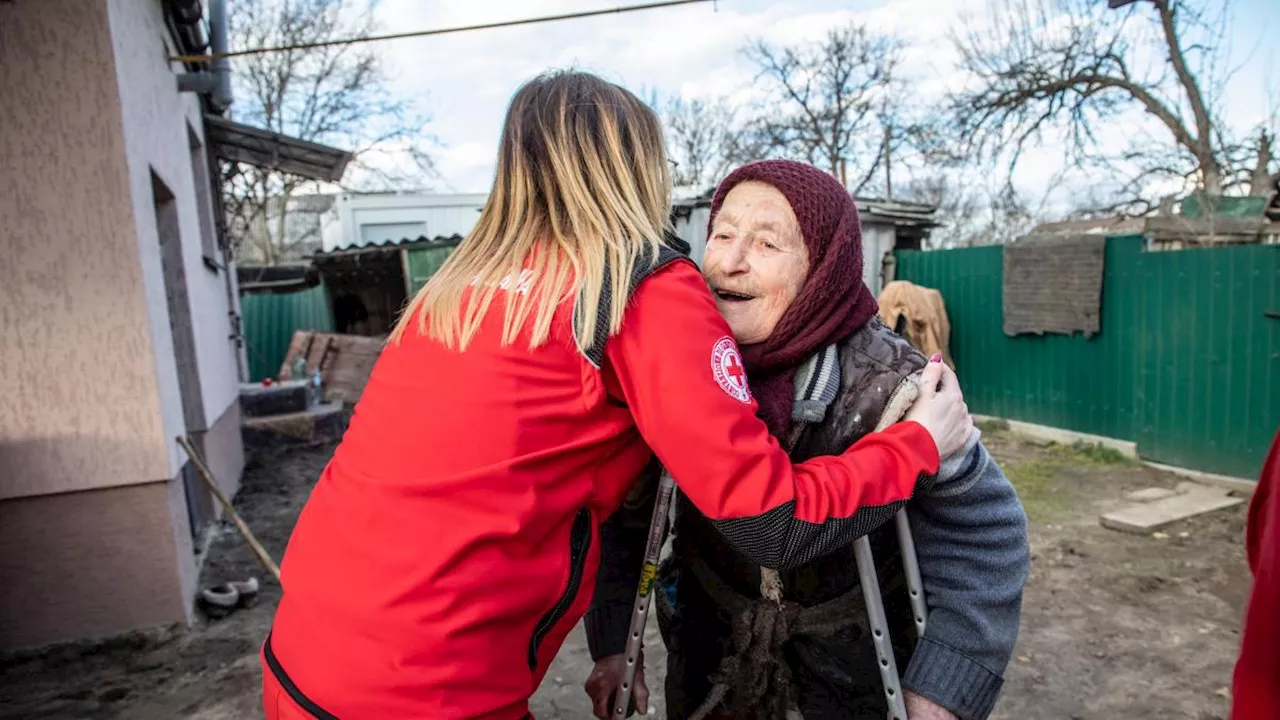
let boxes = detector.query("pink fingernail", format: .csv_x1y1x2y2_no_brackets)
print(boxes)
930,353,942,363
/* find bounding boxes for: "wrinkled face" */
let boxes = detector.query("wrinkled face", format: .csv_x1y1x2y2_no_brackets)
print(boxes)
703,182,810,345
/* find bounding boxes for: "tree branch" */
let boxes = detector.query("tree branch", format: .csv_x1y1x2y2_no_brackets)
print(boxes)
744,23,902,189
1149,1,1213,151
945,0,1254,210
851,130,888,196
222,0,434,263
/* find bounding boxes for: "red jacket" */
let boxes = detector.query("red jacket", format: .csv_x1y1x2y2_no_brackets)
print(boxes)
1231,429,1280,719
264,256,939,719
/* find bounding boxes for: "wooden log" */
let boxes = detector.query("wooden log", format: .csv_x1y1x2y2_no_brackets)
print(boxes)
176,436,281,583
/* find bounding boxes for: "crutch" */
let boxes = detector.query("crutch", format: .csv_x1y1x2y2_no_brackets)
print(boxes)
613,470,678,720
854,400,931,720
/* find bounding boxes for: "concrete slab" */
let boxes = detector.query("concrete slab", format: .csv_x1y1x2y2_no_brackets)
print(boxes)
1124,487,1181,502
1101,488,1244,534
1144,461,1257,498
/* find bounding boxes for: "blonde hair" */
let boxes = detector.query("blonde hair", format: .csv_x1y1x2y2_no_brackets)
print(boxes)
391,70,674,352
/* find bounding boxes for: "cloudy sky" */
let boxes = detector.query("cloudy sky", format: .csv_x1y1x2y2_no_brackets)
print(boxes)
359,0,1276,209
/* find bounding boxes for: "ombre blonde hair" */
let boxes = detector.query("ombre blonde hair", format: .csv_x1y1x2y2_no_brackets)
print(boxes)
391,70,674,352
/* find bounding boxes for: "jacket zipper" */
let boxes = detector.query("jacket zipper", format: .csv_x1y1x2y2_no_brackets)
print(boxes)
528,507,593,670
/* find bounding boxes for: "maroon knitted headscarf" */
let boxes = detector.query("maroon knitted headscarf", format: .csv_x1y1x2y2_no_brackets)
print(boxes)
707,159,879,437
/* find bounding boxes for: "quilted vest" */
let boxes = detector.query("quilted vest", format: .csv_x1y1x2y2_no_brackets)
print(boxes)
673,315,928,609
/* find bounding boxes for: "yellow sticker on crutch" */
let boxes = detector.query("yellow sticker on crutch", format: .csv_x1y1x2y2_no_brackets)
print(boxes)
637,562,658,596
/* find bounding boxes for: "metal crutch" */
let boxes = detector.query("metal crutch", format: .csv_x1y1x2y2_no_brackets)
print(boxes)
853,534,908,720
896,509,929,638
854,509,929,720
613,470,678,720
855,406,931,720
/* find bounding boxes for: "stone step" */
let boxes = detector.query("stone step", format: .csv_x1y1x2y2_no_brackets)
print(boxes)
241,402,346,453
240,380,311,418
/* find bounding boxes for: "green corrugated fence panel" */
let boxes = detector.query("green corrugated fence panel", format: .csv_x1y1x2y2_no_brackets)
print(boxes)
1131,242,1280,476
896,237,1279,478
406,245,458,294
240,284,335,382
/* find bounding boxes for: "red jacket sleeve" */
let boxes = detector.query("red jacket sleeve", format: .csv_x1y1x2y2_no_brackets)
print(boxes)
1231,429,1280,720
603,260,940,570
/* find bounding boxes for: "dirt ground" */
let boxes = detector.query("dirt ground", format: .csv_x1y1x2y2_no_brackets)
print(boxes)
0,424,1252,720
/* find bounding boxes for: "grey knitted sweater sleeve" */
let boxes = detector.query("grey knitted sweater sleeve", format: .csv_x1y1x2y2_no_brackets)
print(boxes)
901,428,1031,720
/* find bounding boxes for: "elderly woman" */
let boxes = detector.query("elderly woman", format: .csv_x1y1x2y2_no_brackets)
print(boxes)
584,160,1030,720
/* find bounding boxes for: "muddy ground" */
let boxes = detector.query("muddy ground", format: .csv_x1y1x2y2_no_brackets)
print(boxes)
0,425,1252,719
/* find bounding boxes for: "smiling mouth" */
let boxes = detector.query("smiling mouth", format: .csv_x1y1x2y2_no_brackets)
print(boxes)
714,289,755,303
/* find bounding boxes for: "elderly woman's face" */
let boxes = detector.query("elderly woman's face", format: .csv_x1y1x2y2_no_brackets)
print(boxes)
703,182,810,345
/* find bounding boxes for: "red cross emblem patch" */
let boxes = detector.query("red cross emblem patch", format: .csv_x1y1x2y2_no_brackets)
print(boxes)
711,336,752,403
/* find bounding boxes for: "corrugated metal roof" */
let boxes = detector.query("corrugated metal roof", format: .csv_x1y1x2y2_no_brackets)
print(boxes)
673,189,715,208
206,114,353,182
1031,217,1146,236
856,198,940,227
313,234,463,261
676,192,940,227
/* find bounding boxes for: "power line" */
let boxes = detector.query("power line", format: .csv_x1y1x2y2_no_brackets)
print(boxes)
170,0,717,64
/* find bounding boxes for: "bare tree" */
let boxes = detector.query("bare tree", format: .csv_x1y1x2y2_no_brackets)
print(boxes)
902,174,1046,247
662,96,752,192
743,24,908,196
948,0,1279,214
223,0,434,264
663,96,732,192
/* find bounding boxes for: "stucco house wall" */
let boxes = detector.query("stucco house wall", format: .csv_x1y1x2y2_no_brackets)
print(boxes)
0,0,246,651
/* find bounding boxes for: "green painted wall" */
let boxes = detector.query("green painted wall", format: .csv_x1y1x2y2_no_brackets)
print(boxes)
896,236,1279,478
240,284,334,382
405,245,458,294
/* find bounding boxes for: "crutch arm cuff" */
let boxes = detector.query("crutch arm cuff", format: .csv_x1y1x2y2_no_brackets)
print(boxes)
902,636,1004,720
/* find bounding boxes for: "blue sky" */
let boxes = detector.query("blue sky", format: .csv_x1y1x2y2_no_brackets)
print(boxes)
359,0,1277,209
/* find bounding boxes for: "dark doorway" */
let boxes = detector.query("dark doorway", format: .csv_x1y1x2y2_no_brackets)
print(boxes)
316,249,409,337
152,171,213,543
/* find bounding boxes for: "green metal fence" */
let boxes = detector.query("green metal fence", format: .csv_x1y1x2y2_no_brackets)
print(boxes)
895,235,1279,478
240,284,335,382
405,245,458,294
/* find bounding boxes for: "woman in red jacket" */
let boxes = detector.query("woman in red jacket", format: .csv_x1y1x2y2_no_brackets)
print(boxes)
260,70,973,720
1231,428,1280,719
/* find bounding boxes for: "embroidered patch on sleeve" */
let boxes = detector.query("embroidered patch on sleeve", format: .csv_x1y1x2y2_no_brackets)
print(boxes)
711,336,752,403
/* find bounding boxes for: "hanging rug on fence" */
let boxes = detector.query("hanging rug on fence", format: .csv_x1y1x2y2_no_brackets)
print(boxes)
1002,233,1106,338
